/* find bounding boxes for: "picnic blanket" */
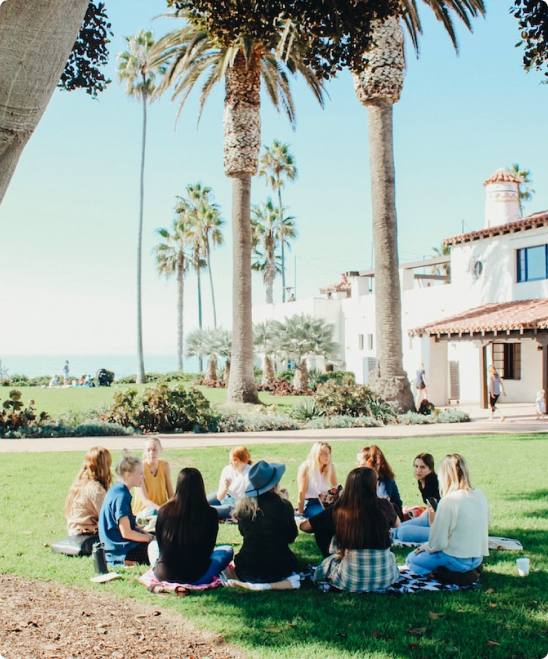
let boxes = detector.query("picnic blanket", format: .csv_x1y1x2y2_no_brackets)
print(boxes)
314,566,481,594
220,567,301,591
139,567,222,595
393,536,523,551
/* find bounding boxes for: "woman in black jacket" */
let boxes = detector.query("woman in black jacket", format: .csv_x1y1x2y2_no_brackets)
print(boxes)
233,461,298,583
153,468,232,584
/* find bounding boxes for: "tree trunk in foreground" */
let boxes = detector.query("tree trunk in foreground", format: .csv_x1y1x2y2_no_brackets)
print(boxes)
366,100,414,412
135,92,147,384
0,0,89,206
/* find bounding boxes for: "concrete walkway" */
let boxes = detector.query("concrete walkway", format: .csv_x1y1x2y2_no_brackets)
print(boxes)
1,402,546,453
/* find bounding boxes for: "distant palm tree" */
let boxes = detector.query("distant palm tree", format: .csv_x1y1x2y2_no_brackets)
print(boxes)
186,326,232,381
118,30,165,383
152,19,324,404
259,141,297,302
253,320,277,387
431,243,451,277
272,314,338,391
251,198,281,304
507,163,535,214
153,216,191,371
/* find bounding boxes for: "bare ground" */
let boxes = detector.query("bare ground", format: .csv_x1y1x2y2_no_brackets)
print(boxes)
0,574,246,659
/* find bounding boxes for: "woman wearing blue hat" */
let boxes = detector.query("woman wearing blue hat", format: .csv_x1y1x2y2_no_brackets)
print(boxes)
233,460,299,583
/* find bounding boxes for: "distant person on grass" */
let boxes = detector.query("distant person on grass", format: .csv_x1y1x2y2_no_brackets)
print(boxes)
62,360,70,386
132,437,174,516
208,446,252,520
65,446,113,536
99,450,154,566
406,454,489,582
151,468,233,585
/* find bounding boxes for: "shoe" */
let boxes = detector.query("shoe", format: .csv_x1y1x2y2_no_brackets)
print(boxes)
500,416,506,423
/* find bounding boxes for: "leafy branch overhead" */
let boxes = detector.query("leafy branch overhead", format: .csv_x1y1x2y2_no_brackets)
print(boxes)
512,0,548,79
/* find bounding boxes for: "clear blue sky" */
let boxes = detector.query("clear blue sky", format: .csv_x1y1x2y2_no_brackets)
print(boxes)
0,0,546,362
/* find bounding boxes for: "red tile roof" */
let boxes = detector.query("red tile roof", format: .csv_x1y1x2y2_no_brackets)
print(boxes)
320,276,351,294
483,168,520,186
409,298,548,337
443,211,548,247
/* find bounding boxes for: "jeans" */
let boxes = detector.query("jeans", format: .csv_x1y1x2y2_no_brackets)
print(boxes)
207,493,235,520
304,498,323,519
195,545,234,584
406,549,482,576
394,512,431,544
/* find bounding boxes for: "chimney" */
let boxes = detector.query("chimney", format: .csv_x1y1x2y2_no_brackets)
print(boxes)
483,168,521,229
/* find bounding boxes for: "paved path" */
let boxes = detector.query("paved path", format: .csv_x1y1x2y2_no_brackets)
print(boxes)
1,403,546,453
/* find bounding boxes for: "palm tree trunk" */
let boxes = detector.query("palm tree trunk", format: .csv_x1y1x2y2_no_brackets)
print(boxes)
206,356,217,381
224,49,261,404
278,188,286,302
265,235,275,304
176,251,185,371
196,262,203,371
206,244,218,328
293,360,308,391
262,355,275,387
0,0,90,206
367,100,414,411
136,91,147,384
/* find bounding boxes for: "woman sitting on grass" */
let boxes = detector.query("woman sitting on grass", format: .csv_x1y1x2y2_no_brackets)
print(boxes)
394,452,440,544
65,446,113,536
132,437,174,516
152,468,233,584
406,454,489,580
358,445,403,521
99,450,154,566
233,461,298,583
297,441,338,518
207,446,252,520
310,467,399,592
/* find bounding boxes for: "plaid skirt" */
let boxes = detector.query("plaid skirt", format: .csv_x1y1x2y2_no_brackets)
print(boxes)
313,548,399,592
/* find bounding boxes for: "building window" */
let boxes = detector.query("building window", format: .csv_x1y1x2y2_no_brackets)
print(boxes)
492,343,521,380
517,245,548,282
367,334,374,350
358,334,364,350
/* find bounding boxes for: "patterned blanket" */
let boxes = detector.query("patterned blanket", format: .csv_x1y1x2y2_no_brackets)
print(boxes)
139,567,222,595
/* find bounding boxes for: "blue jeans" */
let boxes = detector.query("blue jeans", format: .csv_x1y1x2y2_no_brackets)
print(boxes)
195,545,234,585
304,498,323,519
394,512,430,544
406,549,482,576
207,493,235,520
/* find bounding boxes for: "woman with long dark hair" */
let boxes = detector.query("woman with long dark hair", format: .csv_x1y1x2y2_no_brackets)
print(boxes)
153,468,233,584
358,445,403,520
394,453,440,544
310,468,399,591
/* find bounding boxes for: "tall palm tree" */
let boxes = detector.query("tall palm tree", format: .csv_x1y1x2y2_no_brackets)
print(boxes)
251,198,281,304
153,215,192,371
259,141,297,302
118,30,165,384
507,163,535,214
152,17,325,404
352,1,485,411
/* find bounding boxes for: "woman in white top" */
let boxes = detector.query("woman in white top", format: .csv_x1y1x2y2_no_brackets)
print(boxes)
297,441,338,518
208,446,252,520
488,364,506,422
406,453,489,577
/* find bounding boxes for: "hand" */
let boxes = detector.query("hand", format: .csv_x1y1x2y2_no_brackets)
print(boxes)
414,546,425,555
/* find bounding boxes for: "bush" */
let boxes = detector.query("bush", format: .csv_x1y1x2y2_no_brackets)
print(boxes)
53,406,107,427
397,409,470,425
0,389,49,435
305,415,382,429
290,399,322,420
307,369,356,390
102,383,218,433
313,380,397,423
1,420,130,439
214,407,301,433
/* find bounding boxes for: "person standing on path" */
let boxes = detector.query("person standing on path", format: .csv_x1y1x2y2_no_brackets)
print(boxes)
488,364,506,422
415,363,428,408
63,360,70,386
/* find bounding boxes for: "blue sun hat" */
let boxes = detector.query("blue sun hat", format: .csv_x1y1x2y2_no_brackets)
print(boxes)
245,460,286,497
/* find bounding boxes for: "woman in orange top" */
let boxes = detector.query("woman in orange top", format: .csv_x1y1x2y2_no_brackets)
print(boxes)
132,437,174,515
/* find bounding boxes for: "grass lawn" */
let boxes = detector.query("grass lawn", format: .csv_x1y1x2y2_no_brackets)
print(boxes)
4,384,307,417
1,435,547,659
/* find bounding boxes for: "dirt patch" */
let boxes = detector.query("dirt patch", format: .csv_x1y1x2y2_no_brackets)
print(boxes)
0,574,246,659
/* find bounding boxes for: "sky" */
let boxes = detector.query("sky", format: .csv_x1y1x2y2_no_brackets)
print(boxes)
1,0,547,368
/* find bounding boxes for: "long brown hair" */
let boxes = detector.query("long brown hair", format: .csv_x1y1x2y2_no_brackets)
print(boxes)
158,468,212,546
359,445,395,481
332,468,390,551
65,446,113,515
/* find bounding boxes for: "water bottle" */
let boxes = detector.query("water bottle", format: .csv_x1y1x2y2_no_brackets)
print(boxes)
92,542,109,574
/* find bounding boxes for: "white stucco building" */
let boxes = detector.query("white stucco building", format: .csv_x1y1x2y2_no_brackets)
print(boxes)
253,169,548,408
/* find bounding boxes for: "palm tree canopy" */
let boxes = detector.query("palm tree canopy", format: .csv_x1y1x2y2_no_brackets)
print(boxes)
507,163,535,210
153,220,192,279
259,140,297,191
117,30,166,99
272,314,338,363
185,327,232,359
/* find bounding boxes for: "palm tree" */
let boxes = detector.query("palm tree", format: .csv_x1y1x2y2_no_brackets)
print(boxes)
253,320,277,387
259,141,297,302
272,314,338,391
118,30,165,384
153,215,192,371
507,163,535,214
186,326,232,381
352,1,485,411
431,243,451,277
251,199,281,304
152,17,325,404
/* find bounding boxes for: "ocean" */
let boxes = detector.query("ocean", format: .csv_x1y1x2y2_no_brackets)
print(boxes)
0,355,201,379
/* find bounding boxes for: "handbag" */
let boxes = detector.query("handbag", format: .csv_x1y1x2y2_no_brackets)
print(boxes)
51,533,99,556
318,485,342,509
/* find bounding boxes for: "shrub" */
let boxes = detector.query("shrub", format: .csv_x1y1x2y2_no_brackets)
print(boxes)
305,415,382,429
313,380,397,422
102,383,218,433
307,369,356,390
214,407,300,433
397,409,470,425
54,406,107,427
0,389,49,435
290,399,322,420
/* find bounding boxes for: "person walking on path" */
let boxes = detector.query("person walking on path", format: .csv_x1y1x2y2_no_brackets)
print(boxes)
415,364,428,408
63,360,70,386
488,364,506,422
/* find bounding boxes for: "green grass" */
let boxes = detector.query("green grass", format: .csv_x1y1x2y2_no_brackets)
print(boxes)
4,384,307,417
1,435,547,659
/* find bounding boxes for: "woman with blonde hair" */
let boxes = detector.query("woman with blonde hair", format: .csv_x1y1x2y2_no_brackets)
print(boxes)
358,445,403,520
208,446,252,520
406,454,489,578
99,450,154,565
65,446,113,535
132,437,174,515
297,442,338,518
